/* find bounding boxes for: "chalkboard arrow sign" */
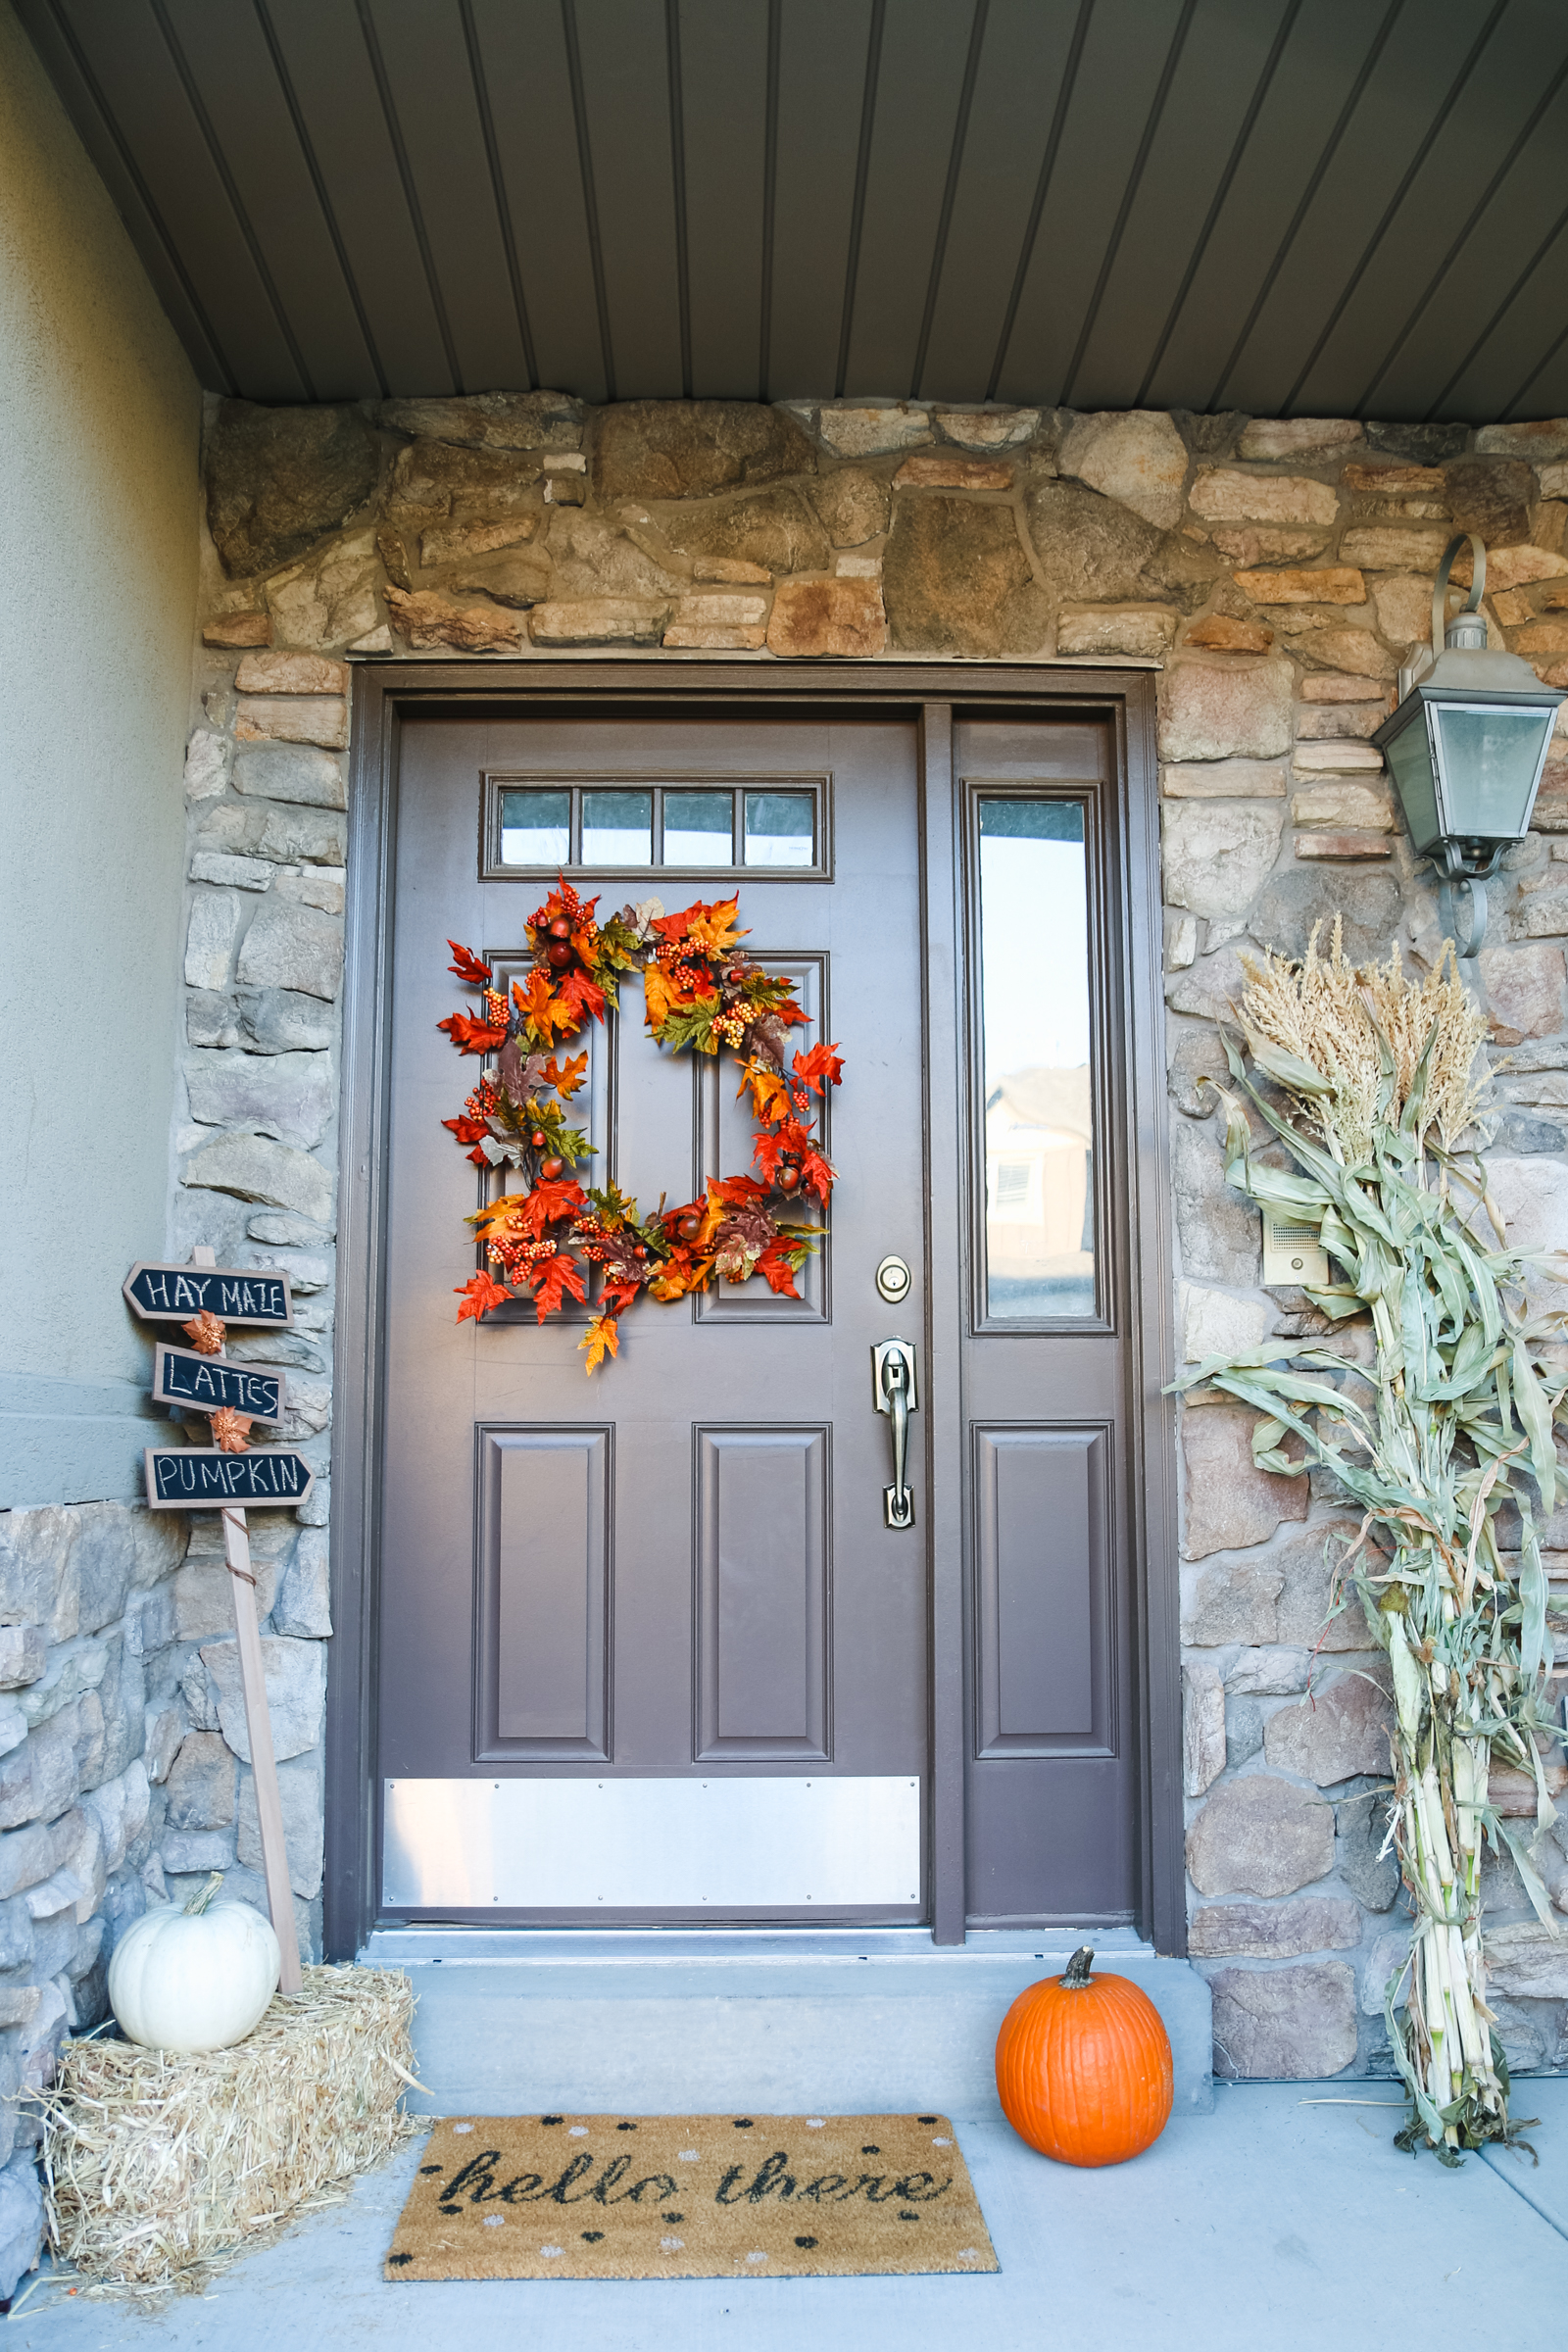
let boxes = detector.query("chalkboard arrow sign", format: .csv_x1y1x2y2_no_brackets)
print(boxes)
123,1262,293,1328
151,1343,288,1425
143,1447,316,1510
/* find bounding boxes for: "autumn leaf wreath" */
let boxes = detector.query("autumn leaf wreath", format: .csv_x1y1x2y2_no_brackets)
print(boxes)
441,879,844,1370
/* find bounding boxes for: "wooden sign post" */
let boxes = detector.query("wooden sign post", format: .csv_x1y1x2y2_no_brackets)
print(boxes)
130,1248,304,1994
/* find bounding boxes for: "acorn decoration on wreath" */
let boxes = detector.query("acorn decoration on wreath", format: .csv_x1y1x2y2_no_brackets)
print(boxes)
441,879,844,1370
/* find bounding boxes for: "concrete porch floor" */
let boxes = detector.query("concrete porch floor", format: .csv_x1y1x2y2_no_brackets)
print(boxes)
12,2079,1567,2347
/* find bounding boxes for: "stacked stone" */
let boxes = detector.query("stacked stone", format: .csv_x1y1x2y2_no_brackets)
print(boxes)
11,390,1565,2112
189,391,1568,2076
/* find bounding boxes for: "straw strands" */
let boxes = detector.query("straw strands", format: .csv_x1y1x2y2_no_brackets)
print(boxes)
1173,922,1567,2162
38,1964,418,2291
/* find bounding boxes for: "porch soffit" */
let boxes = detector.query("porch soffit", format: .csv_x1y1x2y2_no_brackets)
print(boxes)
16,0,1568,424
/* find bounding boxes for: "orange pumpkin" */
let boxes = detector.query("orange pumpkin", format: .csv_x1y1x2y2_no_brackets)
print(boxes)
996,1945,1173,2167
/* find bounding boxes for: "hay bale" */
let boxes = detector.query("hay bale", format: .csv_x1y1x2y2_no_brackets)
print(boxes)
39,1964,416,2290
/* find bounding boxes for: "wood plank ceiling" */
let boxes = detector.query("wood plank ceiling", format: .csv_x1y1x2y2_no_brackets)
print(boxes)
18,0,1568,421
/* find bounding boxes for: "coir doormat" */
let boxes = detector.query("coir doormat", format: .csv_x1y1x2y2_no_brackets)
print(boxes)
387,2113,999,2280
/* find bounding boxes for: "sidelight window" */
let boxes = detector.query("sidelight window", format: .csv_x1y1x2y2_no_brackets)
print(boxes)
486,778,827,877
976,796,1097,1322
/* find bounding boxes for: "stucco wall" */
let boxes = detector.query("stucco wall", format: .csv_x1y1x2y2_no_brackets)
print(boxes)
0,0,200,1510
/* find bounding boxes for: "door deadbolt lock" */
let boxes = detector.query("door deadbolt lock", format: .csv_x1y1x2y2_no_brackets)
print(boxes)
875,1253,912,1304
871,1338,918,1531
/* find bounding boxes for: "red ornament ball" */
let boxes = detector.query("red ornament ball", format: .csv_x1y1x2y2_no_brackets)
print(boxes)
676,1215,702,1242
546,940,574,969
548,916,572,941
539,1157,564,1182
995,1947,1172,2168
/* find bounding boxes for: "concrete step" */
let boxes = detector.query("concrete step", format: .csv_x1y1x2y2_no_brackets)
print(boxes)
360,1928,1213,2118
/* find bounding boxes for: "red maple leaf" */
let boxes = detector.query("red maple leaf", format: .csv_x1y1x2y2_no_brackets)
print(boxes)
514,1177,588,1239
752,1118,812,1186
439,1009,509,1054
756,1240,803,1298
599,1275,643,1315
708,1173,771,1213
442,1115,490,1146
800,1144,836,1204
527,1250,587,1322
447,941,493,985
560,966,607,1025
456,1271,513,1323
792,1041,845,1095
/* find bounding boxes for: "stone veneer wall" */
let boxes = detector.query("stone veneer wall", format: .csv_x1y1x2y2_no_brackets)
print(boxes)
10,390,1568,2170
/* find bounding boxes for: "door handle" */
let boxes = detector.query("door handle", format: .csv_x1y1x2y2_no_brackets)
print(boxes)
871,1339,919,1530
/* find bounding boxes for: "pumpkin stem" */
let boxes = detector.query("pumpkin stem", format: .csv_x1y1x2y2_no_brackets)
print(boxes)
184,1870,224,1917
1062,1944,1095,1988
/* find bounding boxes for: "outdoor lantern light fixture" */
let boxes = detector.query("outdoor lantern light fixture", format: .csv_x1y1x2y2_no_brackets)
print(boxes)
1373,532,1566,956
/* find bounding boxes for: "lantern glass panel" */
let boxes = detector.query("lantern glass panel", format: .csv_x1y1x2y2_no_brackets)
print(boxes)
1432,703,1553,839
1383,711,1441,857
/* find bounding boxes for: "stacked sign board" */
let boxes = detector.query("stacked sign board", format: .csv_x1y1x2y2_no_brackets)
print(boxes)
123,1255,310,1992
123,1262,315,1506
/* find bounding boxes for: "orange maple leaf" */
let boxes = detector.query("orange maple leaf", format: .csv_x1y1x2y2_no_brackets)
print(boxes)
528,1250,587,1322
737,1056,793,1123
512,970,579,1044
456,1271,513,1323
541,1051,589,1101
439,1009,509,1054
792,1041,845,1095
642,963,677,1030
579,1311,620,1373
682,897,745,957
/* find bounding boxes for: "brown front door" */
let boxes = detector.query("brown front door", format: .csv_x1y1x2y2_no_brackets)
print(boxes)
376,708,931,1922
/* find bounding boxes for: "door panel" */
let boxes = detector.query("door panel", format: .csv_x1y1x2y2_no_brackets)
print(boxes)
972,1424,1111,1755
694,1424,829,1760
474,1426,611,1760
376,711,927,1922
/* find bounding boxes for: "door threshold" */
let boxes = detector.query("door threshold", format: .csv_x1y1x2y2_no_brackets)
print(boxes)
360,1923,1155,1965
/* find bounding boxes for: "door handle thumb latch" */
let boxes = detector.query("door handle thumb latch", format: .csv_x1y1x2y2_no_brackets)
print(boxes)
871,1339,918,1530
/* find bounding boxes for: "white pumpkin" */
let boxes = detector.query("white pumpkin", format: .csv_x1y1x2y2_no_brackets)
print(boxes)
109,1873,281,2053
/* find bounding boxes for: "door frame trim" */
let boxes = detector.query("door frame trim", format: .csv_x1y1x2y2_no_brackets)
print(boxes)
325,661,1180,1958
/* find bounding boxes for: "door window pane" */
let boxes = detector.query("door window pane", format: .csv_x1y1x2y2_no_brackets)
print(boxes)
978,799,1095,1319
581,788,654,866
663,790,734,865
745,790,814,865
499,789,570,866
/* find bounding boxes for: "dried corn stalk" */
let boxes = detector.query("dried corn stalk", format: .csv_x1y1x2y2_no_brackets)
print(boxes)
1173,921,1564,2161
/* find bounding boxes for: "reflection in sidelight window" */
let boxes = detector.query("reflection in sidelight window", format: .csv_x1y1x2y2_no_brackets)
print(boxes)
978,799,1095,1319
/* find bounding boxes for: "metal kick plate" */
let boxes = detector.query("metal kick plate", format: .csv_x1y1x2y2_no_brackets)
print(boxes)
382,1776,921,1909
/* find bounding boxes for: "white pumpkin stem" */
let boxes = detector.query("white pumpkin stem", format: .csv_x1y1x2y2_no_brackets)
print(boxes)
184,1870,224,1917
1063,1945,1095,1989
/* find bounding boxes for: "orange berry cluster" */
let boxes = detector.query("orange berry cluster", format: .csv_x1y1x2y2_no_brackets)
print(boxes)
488,1236,558,1275
464,1077,500,1120
483,990,508,1028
